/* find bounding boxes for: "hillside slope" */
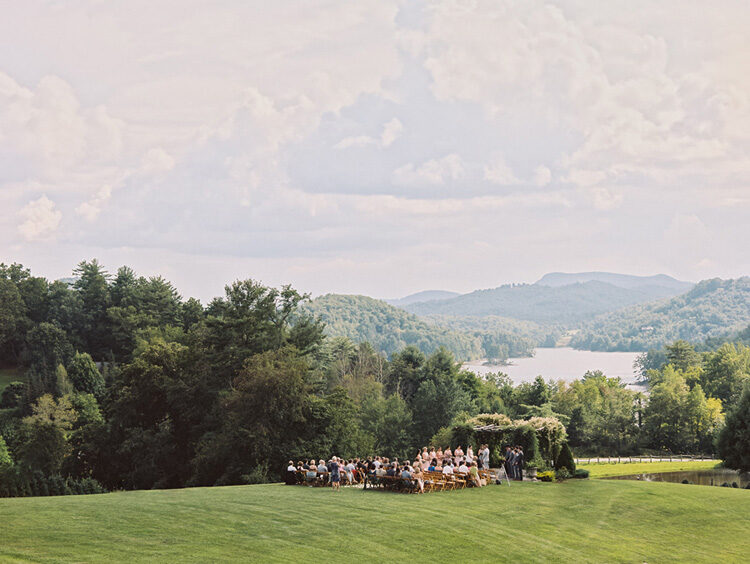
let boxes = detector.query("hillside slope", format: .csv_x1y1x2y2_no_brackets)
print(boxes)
570,277,750,351
301,294,484,360
536,271,692,292
404,281,682,324
1,481,748,562
386,290,461,307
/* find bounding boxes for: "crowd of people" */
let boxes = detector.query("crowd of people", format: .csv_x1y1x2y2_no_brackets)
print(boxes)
285,444,501,492
503,445,525,481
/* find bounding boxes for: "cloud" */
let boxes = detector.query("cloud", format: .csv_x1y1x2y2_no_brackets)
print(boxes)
18,195,62,240
380,117,403,147
484,156,519,185
393,154,465,186
334,117,404,149
534,166,552,187
75,186,113,222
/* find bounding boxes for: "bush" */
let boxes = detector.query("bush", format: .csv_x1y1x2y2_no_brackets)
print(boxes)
537,470,555,482
554,468,572,481
554,442,576,474
573,469,589,479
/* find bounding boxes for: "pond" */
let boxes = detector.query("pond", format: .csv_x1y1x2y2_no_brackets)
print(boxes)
463,347,642,387
606,469,750,489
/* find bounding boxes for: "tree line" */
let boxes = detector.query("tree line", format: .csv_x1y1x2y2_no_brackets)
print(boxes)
0,261,748,497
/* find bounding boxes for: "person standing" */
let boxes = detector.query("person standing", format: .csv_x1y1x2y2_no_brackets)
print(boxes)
504,446,513,480
516,446,525,481
329,456,341,491
481,444,490,470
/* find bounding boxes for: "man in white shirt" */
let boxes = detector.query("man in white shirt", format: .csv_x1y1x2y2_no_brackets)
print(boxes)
442,464,454,475
458,461,469,473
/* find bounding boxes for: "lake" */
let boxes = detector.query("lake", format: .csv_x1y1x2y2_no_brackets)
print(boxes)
463,347,641,386
607,469,750,489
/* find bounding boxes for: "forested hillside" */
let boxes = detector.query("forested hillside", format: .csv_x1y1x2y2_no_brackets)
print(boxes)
404,280,685,324
535,272,692,292
570,278,750,351
301,294,484,360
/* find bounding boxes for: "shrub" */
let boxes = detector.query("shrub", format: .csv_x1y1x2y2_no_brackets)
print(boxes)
554,468,572,481
573,469,589,479
537,470,555,482
554,442,576,474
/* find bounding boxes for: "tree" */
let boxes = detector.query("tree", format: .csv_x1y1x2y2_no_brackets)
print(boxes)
0,435,12,469
190,347,312,486
16,394,76,474
67,352,105,397
554,442,576,473
72,260,111,359
701,343,750,406
716,384,750,472
665,340,701,372
0,278,26,365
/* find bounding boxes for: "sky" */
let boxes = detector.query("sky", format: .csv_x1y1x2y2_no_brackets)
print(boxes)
1,0,749,302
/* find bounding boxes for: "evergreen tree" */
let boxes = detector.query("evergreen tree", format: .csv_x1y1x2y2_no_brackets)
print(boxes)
717,384,750,472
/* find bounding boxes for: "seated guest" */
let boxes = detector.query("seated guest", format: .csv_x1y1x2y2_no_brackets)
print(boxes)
317,460,327,473
442,463,454,475
375,464,387,477
458,460,469,473
285,461,297,485
412,463,425,493
401,463,412,480
386,463,397,477
305,465,317,483
428,459,437,472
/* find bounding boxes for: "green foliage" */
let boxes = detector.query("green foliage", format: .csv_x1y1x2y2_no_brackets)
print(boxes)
716,384,750,472
537,470,555,482
554,443,576,473
0,435,12,469
67,352,105,397
0,381,25,409
571,278,750,352
302,294,483,360
573,468,589,479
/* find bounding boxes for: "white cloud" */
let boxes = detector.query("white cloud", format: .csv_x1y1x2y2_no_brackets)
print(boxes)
380,117,403,147
534,166,552,187
334,117,404,149
484,157,519,185
76,186,113,222
18,195,62,240
393,154,465,186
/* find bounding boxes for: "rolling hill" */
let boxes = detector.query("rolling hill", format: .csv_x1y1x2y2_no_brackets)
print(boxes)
386,290,461,307
301,294,484,360
403,280,686,324
536,272,693,292
570,277,750,351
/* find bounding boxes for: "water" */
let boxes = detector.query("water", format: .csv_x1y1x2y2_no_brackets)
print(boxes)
463,347,641,386
607,469,750,488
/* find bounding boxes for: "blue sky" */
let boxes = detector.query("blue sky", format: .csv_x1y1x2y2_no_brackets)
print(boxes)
1,1,748,301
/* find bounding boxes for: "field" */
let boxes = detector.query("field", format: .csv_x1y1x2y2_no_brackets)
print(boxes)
579,459,719,478
1,475,749,563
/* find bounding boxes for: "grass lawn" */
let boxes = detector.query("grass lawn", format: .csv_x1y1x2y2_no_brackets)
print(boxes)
0,366,22,394
579,459,720,478
1,479,748,563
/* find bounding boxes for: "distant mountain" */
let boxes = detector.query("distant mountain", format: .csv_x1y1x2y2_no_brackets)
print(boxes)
536,272,693,292
301,294,484,360
570,277,750,351
402,281,685,325
386,290,461,307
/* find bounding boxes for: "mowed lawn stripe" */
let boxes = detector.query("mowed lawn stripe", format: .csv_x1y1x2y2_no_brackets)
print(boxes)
1,480,749,563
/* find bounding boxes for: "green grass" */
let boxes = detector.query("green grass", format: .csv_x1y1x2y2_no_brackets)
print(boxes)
579,459,720,478
0,366,22,394
1,480,748,563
